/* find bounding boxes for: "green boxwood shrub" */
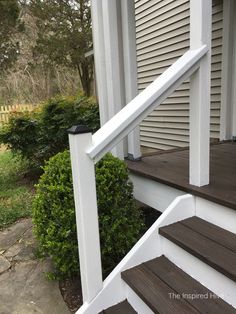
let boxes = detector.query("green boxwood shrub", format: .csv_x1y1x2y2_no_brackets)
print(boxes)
0,111,40,163
33,151,144,279
0,95,100,173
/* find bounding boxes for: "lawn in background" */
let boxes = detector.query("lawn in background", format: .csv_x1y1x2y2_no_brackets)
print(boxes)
0,150,34,229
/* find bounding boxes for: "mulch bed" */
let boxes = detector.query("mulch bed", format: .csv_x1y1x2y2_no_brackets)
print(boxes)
59,276,83,313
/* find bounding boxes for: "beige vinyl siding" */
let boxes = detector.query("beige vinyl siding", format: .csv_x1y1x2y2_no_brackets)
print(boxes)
135,0,223,150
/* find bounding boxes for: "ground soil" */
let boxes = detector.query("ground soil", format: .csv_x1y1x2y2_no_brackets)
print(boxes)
60,277,83,313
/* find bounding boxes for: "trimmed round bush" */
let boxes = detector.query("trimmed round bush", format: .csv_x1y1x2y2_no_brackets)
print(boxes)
33,151,144,278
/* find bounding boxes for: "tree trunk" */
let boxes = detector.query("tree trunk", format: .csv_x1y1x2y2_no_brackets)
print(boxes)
78,58,93,97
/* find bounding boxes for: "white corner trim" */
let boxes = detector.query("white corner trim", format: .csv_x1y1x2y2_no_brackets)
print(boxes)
220,0,234,140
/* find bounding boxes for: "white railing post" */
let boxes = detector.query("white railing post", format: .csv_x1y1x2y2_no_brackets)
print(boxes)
68,125,103,303
189,0,212,186
121,0,141,160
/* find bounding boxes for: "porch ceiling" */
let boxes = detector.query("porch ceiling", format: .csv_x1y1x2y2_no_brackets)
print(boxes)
127,142,236,210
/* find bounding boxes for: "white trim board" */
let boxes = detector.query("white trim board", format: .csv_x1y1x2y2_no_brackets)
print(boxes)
129,173,185,212
220,0,235,140
231,1,236,137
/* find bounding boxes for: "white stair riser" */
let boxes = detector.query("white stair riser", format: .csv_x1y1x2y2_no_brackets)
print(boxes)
196,197,236,234
162,238,236,308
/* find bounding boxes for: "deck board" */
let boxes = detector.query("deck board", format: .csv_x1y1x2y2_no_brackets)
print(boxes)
181,217,236,252
122,256,236,313
145,256,236,314
101,300,137,314
122,264,199,314
127,142,236,210
159,222,236,281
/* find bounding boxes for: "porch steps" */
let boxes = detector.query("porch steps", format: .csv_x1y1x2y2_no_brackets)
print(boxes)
80,200,236,314
101,216,236,313
159,217,236,282
121,256,235,314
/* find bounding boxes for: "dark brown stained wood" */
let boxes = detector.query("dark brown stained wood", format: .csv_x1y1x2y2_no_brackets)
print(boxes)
145,256,236,314
159,222,236,281
101,300,137,314
180,217,236,253
122,264,199,314
126,142,236,210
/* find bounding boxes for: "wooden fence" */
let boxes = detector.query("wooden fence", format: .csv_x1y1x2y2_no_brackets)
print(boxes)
0,104,35,125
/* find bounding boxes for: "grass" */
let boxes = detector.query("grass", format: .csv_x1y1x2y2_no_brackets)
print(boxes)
0,150,35,229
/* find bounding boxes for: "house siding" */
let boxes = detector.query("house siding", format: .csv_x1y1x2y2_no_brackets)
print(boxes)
135,0,223,150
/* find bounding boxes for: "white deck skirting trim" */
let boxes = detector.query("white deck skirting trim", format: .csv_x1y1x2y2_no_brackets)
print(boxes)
130,173,185,212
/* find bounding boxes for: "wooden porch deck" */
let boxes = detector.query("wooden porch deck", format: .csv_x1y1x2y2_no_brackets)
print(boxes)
127,142,236,210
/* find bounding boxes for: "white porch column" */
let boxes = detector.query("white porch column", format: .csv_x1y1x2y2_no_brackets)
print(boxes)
102,0,126,159
121,0,141,160
91,0,109,125
189,0,212,186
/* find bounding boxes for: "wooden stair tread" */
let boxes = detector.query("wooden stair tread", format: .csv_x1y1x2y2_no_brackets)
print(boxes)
145,256,236,314
100,300,137,314
159,218,236,282
122,261,199,314
180,216,236,252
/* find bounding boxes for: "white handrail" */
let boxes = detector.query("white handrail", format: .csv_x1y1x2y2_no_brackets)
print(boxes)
68,44,208,304
87,45,208,163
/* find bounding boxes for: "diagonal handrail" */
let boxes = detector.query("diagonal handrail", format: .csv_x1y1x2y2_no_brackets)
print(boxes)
87,45,208,163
